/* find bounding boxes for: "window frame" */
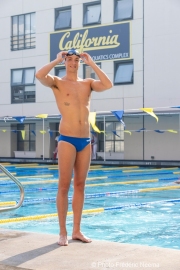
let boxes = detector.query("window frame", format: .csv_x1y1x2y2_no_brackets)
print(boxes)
55,66,66,78
11,67,36,104
54,6,71,31
11,12,36,51
83,1,101,27
83,62,101,79
97,121,124,153
114,0,133,22
114,60,134,85
17,123,36,151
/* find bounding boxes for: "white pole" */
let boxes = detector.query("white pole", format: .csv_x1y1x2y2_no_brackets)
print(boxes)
104,116,106,161
43,118,44,160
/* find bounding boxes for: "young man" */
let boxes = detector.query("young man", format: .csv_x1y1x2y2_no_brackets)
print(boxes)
36,49,112,246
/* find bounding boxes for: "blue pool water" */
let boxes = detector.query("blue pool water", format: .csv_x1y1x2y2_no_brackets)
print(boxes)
0,164,180,250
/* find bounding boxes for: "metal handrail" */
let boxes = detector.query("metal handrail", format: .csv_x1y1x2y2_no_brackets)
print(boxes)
0,164,24,213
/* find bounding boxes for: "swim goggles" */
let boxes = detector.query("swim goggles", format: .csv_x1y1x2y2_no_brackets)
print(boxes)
66,49,80,57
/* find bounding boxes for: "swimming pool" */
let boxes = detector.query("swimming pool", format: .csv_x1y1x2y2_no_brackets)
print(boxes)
0,164,180,250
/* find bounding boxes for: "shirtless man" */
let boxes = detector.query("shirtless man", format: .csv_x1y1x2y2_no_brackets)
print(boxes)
35,49,112,246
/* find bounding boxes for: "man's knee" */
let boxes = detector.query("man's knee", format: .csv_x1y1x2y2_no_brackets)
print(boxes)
58,184,70,196
74,181,85,192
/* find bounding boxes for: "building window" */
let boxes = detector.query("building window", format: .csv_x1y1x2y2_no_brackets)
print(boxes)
17,124,36,151
98,121,124,152
114,61,133,84
83,1,101,26
83,63,101,79
11,68,36,103
114,0,133,21
55,7,71,30
11,13,35,51
55,67,66,78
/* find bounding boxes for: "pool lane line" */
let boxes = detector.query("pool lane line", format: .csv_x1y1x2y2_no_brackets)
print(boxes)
1,198,180,224
0,173,179,186
16,189,180,205
15,185,180,205
0,178,156,186
0,176,108,186
0,208,104,224
0,163,11,165
140,185,180,192
0,201,16,206
0,172,16,177
122,167,179,173
0,174,54,180
86,179,158,187
15,166,52,169
20,176,107,185
4,163,39,167
47,166,139,170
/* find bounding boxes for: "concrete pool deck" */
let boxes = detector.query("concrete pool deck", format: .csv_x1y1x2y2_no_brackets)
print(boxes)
0,229,179,270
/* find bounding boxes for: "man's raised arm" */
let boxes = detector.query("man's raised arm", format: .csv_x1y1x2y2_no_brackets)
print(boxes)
35,51,67,87
81,52,113,92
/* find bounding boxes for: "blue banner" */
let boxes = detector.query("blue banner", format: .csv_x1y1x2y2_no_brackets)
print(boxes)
50,22,131,63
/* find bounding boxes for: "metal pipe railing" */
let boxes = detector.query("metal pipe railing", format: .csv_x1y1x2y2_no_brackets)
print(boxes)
0,164,24,213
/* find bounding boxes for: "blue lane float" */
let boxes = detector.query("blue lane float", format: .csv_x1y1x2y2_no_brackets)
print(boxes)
104,198,180,211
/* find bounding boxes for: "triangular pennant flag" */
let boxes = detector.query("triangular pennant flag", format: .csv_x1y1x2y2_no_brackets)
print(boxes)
167,130,178,134
48,130,53,138
124,130,131,135
36,114,48,119
31,130,36,136
2,130,6,132
170,106,180,109
140,108,158,122
21,130,25,140
13,116,26,123
111,110,125,127
90,131,97,135
135,128,146,132
154,130,165,133
12,130,17,133
40,130,46,134
112,130,121,138
89,112,101,133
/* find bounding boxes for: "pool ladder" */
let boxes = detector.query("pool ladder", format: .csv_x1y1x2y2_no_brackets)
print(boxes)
0,164,24,213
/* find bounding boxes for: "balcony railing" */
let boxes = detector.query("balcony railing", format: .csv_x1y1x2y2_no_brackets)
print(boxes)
11,33,36,51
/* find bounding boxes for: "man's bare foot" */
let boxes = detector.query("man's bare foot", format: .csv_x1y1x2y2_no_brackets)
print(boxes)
57,235,68,246
72,232,92,243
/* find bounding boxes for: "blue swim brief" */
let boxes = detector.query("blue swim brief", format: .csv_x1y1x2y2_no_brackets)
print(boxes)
58,135,91,152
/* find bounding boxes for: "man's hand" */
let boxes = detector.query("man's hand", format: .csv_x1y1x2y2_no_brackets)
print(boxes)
80,52,94,66
56,51,68,64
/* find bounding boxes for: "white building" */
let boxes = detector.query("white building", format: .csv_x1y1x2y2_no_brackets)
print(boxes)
0,0,180,162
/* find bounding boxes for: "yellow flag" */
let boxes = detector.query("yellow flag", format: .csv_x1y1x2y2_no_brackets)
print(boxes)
124,130,132,135
167,130,178,134
2,130,6,132
140,108,158,122
40,130,46,134
89,112,101,133
36,114,48,119
21,130,25,140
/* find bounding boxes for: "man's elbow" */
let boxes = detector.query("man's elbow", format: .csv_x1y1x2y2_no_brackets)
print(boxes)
35,71,42,80
107,81,113,89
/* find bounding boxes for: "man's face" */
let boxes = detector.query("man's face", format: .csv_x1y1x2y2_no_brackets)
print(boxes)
65,54,80,72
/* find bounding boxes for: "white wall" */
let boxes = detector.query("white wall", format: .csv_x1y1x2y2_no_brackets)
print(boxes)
144,0,180,107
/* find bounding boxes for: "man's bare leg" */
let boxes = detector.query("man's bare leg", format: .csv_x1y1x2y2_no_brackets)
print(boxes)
57,141,76,246
72,144,92,243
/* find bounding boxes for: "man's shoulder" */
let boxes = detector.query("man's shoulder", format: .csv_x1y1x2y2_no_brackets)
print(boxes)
81,78,94,84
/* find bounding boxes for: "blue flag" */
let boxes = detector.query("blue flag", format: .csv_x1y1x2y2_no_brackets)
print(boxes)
111,110,125,127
